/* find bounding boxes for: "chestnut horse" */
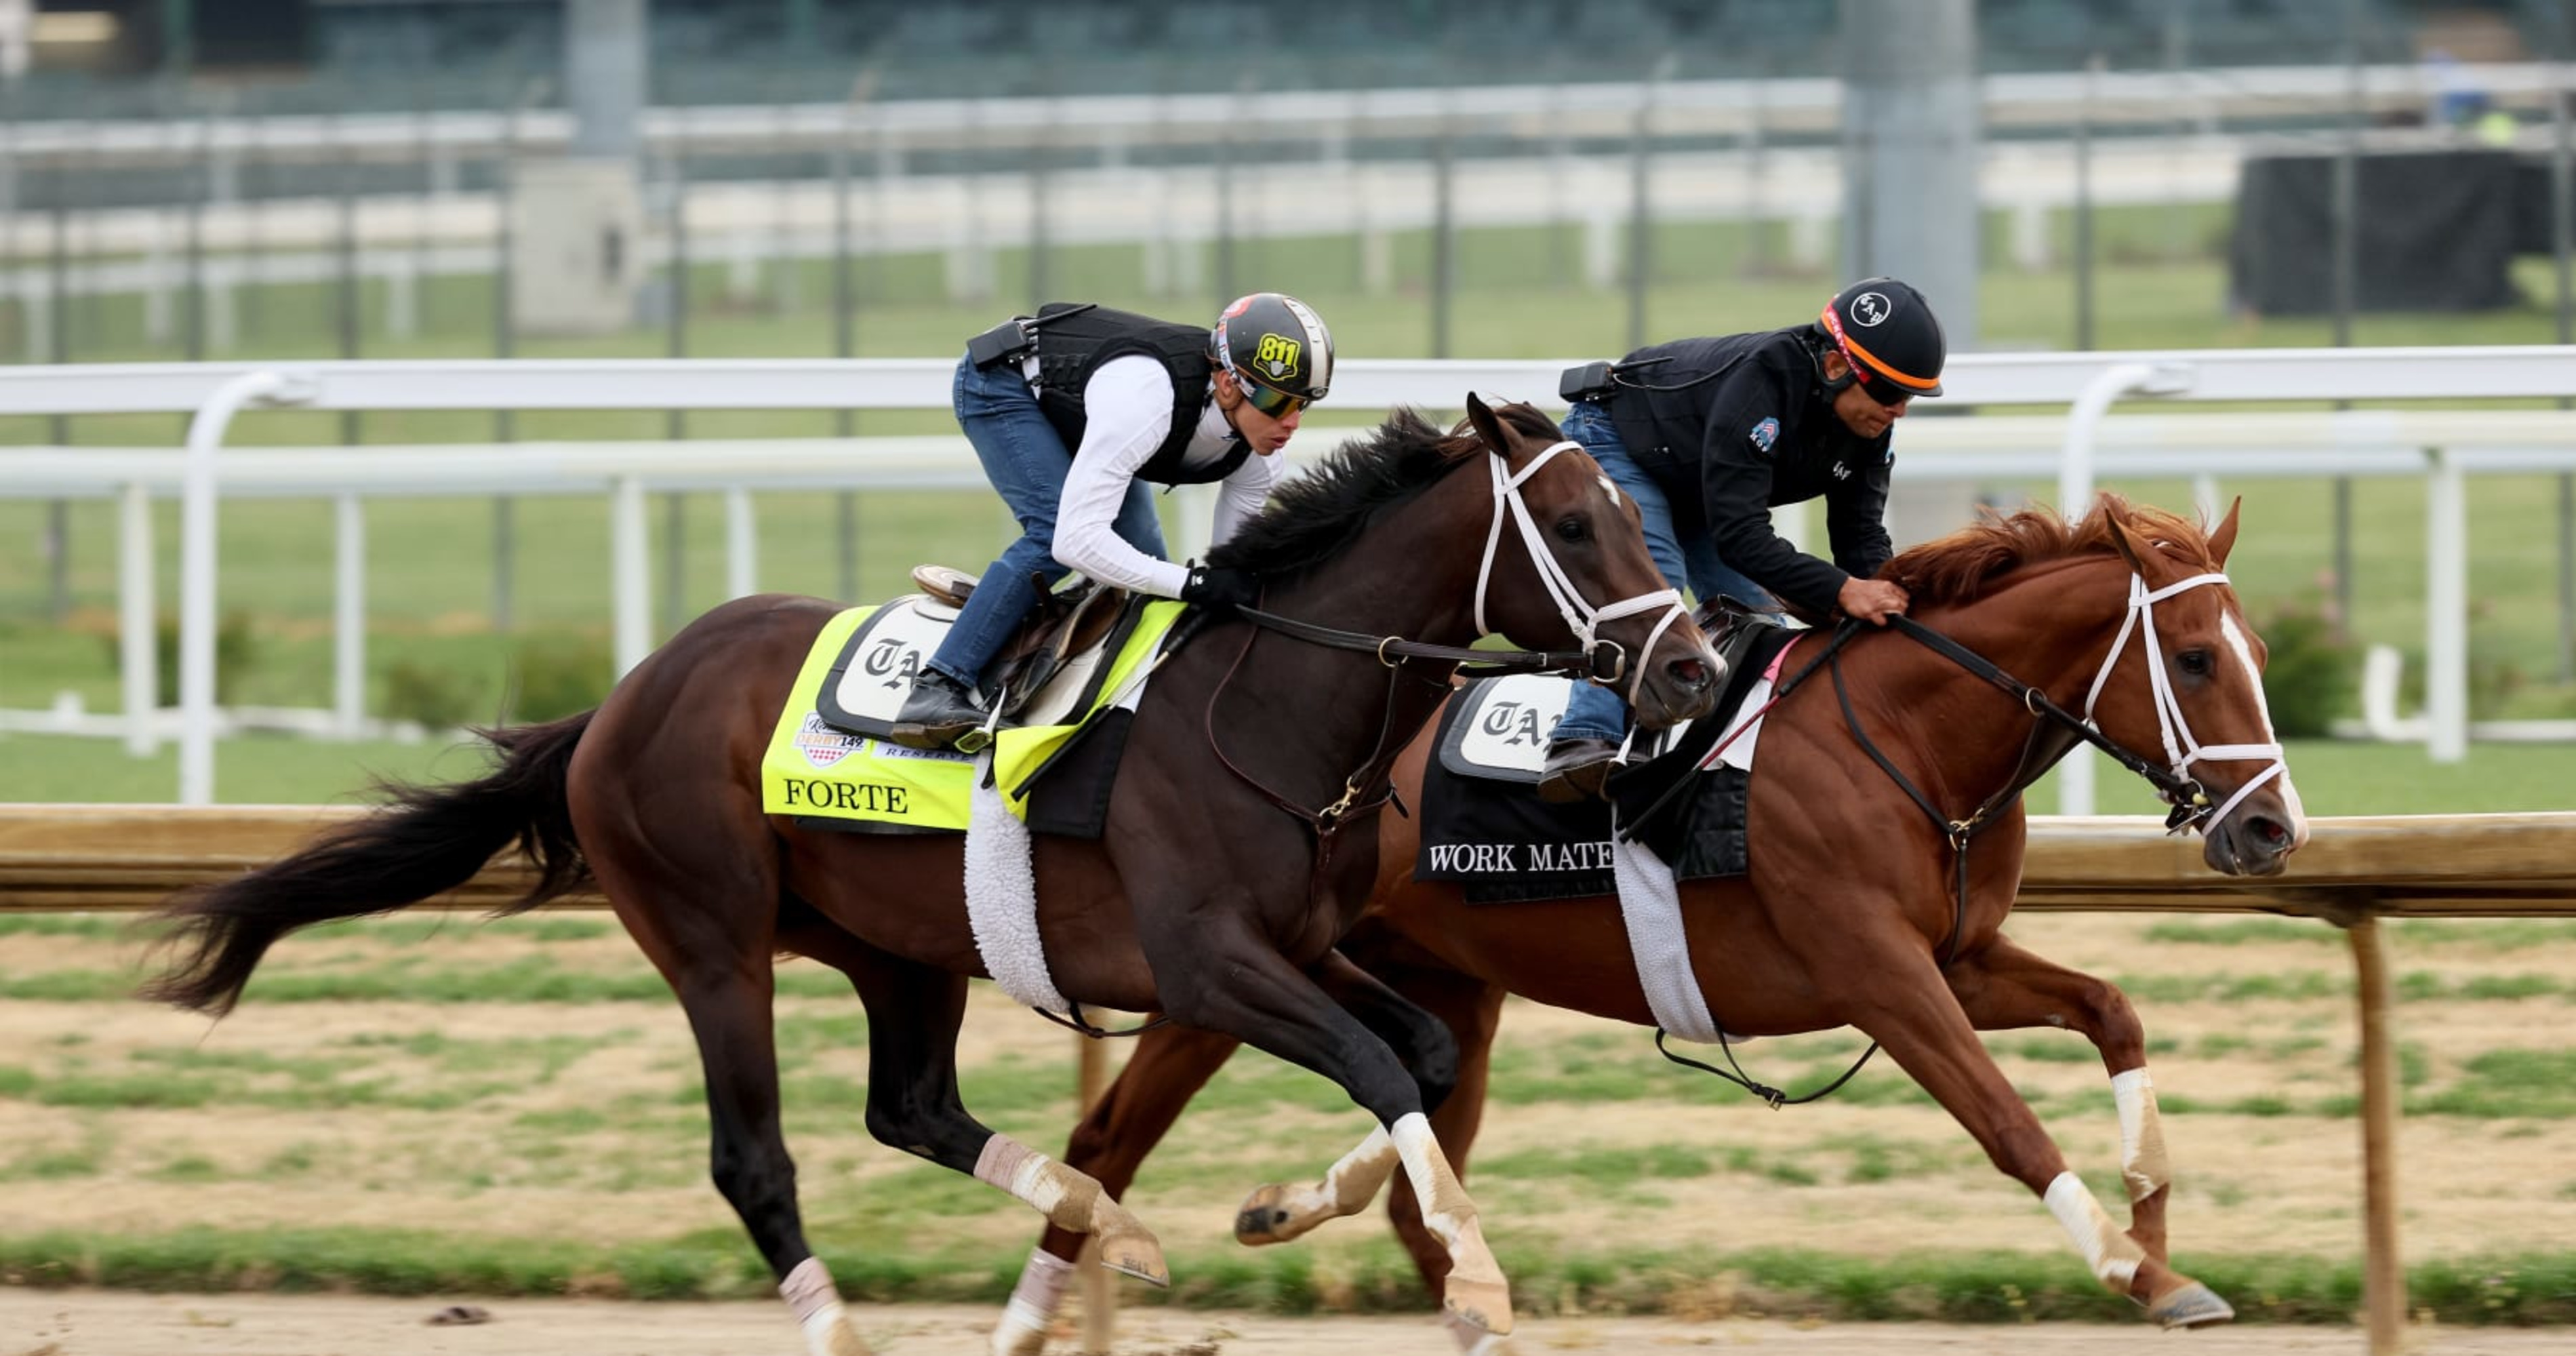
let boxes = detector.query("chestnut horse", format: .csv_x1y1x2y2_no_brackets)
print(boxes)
141,397,1719,1356
999,495,2307,1354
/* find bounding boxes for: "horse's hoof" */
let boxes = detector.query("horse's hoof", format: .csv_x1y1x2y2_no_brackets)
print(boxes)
986,1315,1049,1356
810,1314,877,1356
1098,1230,1170,1288
1440,1277,1516,1337
1234,1182,1303,1245
1441,1309,1521,1354
2148,1281,2236,1330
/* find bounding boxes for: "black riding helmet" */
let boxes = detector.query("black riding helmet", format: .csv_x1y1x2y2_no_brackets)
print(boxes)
1212,292,1334,416
1816,277,1946,403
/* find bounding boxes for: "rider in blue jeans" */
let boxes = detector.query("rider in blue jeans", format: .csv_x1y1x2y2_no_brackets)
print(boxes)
888,294,1335,751
1539,277,1949,802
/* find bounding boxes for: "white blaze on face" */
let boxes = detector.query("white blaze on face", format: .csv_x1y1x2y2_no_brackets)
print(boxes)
2218,605,2309,839
1596,475,1622,510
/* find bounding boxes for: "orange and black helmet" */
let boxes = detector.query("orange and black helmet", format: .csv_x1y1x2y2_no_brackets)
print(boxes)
1816,277,1946,403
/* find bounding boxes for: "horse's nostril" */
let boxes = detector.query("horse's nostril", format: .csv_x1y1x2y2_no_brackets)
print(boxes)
2250,816,2287,848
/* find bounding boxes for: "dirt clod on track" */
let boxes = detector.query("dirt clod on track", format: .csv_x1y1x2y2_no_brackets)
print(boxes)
0,1292,2564,1356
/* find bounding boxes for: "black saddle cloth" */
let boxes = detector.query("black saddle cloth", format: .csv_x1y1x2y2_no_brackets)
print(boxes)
1417,626,1798,904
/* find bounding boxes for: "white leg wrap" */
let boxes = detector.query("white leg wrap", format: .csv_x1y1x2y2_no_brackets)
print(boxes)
990,1248,1073,1356
2111,1068,2170,1202
1300,1125,1400,1219
975,1135,1106,1234
781,1257,860,1356
1390,1113,1465,1248
2045,1170,2144,1288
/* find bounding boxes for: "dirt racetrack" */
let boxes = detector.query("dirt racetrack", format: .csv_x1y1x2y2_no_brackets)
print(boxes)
3,1292,2567,1356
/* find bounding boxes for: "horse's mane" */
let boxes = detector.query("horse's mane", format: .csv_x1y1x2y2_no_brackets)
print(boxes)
1883,492,2216,607
1207,401,1562,578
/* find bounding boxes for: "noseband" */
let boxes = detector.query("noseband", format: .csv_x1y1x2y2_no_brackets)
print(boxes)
2078,572,2289,836
1472,440,1691,704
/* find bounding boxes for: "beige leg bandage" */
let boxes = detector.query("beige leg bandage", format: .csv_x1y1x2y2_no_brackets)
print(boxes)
2045,1170,2146,1288
975,1135,1104,1233
988,1248,1072,1356
780,1256,873,1356
2112,1068,2171,1202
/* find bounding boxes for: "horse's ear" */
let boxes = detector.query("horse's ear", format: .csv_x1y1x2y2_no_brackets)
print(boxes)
2207,496,2243,569
2104,508,2152,576
1464,392,1508,456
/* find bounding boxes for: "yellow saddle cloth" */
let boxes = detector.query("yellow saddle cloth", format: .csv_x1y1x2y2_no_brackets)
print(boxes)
760,599,1186,833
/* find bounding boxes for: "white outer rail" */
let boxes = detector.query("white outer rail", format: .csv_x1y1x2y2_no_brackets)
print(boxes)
5,348,2576,803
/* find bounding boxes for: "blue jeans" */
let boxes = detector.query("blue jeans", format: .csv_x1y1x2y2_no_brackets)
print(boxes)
926,354,1169,688
1550,401,1772,744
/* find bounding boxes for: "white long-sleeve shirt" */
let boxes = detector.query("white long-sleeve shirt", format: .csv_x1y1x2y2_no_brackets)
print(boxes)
1046,354,1281,597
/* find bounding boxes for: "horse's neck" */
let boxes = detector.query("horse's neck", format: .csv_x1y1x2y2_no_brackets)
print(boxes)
1226,502,1487,776
1874,563,2131,807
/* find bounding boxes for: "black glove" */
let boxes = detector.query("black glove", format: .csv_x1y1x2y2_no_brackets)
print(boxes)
1180,564,1262,613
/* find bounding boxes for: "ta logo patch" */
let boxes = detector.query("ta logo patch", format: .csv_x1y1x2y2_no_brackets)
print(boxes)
1831,462,1851,481
1748,416,1780,453
1851,291,1893,327
1254,333,1301,378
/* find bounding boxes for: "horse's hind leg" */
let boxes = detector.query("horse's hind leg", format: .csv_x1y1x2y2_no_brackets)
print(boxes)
1846,941,2232,1331
812,932,1171,1290
1234,949,1463,1248
588,875,874,1356
992,1022,1243,1356
1948,935,2179,1264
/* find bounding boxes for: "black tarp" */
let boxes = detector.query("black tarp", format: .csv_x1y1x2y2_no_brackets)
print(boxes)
2229,149,2528,315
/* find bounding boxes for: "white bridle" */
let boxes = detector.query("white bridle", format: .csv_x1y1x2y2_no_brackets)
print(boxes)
2079,570,2289,833
1473,439,1695,704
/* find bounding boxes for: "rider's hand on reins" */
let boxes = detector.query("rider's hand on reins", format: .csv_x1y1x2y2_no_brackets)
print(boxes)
1837,576,1910,626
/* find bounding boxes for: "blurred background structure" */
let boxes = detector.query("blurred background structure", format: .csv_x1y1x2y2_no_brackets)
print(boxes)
6,0,2576,809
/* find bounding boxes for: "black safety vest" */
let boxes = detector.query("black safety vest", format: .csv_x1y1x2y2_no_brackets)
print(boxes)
1027,303,1253,485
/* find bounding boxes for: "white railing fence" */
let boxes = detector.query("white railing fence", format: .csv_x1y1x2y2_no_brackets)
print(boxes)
5,346,2576,805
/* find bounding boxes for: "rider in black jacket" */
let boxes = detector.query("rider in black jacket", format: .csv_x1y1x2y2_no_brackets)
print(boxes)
1539,277,1949,803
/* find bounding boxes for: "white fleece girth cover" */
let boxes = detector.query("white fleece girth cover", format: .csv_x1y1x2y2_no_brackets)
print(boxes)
1611,826,1723,1043
965,749,1074,1016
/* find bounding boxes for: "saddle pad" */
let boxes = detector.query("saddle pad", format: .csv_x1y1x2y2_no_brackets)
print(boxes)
817,595,960,734
1417,628,1799,904
763,600,1186,835
1435,673,1680,782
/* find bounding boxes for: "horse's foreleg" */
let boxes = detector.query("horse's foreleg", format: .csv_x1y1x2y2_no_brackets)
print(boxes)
1375,965,1511,1354
1849,944,2231,1331
1948,936,2175,1263
989,1022,1241,1356
833,944,1169,1291
1235,949,1458,1247
1142,911,1514,1338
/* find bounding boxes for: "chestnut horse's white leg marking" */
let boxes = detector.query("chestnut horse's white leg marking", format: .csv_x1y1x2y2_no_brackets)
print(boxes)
975,1134,1169,1287
2112,1067,2171,1203
780,1256,875,1356
1234,1124,1401,1245
986,1248,1073,1356
2045,1170,2146,1288
1391,1112,1514,1335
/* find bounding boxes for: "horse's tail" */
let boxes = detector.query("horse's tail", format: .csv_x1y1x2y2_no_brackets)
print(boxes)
141,709,596,1016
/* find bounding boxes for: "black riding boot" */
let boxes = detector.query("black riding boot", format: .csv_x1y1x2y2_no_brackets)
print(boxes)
887,670,987,751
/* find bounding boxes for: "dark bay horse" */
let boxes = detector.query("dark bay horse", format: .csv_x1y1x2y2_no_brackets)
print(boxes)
1001,495,2308,1354
142,396,1718,1356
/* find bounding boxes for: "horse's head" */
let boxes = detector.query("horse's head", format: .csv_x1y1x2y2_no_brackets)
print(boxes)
2087,498,2309,876
1460,393,1718,730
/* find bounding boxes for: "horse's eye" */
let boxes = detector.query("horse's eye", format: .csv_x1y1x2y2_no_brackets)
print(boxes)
2177,649,2213,677
1554,516,1588,543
